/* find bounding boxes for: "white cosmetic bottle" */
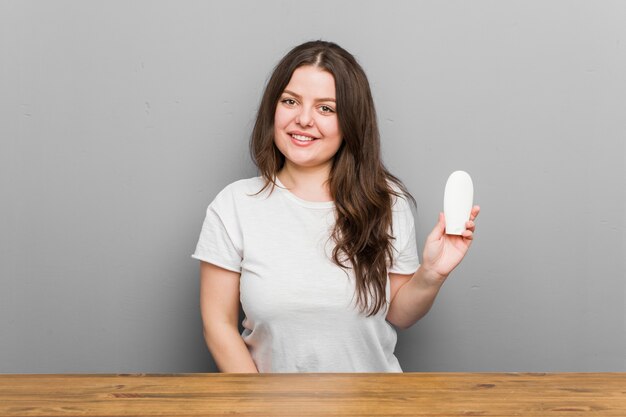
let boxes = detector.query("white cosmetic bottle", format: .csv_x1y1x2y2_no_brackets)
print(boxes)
443,171,474,235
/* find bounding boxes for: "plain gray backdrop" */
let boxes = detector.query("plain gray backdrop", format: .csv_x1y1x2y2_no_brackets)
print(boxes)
1,1,624,373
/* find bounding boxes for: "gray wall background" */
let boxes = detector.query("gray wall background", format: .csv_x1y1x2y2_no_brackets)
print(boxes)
1,1,624,373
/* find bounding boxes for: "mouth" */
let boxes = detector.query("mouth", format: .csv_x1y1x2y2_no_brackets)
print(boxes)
290,133,318,142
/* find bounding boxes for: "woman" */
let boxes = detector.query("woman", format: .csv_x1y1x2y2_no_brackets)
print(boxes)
192,40,479,373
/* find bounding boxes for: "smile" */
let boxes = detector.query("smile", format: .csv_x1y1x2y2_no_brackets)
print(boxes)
290,133,318,142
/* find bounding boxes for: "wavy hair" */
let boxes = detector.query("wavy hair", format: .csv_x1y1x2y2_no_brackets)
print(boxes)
250,41,414,317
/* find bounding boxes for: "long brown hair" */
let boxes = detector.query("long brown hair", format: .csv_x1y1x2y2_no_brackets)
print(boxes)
250,40,414,317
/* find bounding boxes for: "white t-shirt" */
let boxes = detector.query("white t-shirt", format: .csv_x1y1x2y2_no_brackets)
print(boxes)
192,176,420,372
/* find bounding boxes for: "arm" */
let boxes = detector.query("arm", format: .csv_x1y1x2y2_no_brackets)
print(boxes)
386,269,444,330
387,206,480,330
200,261,259,373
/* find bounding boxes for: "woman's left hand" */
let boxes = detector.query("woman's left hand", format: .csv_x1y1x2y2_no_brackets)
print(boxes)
421,205,480,285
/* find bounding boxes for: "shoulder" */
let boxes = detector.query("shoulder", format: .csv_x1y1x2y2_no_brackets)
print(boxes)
386,181,416,239
210,176,272,211
387,181,414,213
217,176,265,197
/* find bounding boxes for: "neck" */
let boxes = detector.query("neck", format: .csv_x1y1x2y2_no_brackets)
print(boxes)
278,162,333,202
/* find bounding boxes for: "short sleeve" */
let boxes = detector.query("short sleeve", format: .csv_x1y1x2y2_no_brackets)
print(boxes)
388,195,420,275
191,192,243,273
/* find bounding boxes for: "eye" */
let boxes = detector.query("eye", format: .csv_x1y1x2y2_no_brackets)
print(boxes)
319,105,335,114
281,98,297,106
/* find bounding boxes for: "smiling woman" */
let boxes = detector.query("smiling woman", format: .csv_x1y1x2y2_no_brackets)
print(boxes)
192,40,479,373
273,66,343,189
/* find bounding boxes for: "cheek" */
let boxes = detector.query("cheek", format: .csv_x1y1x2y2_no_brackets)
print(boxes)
319,117,341,139
274,107,291,129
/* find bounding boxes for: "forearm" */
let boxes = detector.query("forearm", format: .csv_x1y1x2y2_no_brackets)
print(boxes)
387,266,445,330
204,324,259,373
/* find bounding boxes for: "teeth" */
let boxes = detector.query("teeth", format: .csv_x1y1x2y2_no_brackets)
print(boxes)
291,134,315,141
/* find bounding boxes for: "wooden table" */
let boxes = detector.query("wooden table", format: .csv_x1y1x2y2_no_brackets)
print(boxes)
1,373,625,416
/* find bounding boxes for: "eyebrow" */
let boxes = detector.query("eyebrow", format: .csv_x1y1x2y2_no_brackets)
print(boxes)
283,89,336,102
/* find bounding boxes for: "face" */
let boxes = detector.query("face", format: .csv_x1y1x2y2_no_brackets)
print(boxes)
273,65,342,173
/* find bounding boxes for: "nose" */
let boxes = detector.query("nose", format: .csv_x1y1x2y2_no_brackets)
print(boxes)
295,106,314,127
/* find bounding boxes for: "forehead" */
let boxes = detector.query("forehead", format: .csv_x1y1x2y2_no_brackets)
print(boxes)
285,65,336,97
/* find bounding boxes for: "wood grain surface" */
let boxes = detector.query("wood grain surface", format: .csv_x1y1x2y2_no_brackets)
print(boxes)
1,373,625,416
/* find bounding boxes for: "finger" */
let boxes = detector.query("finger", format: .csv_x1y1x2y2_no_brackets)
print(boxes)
465,220,476,232
470,205,480,221
462,229,474,240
